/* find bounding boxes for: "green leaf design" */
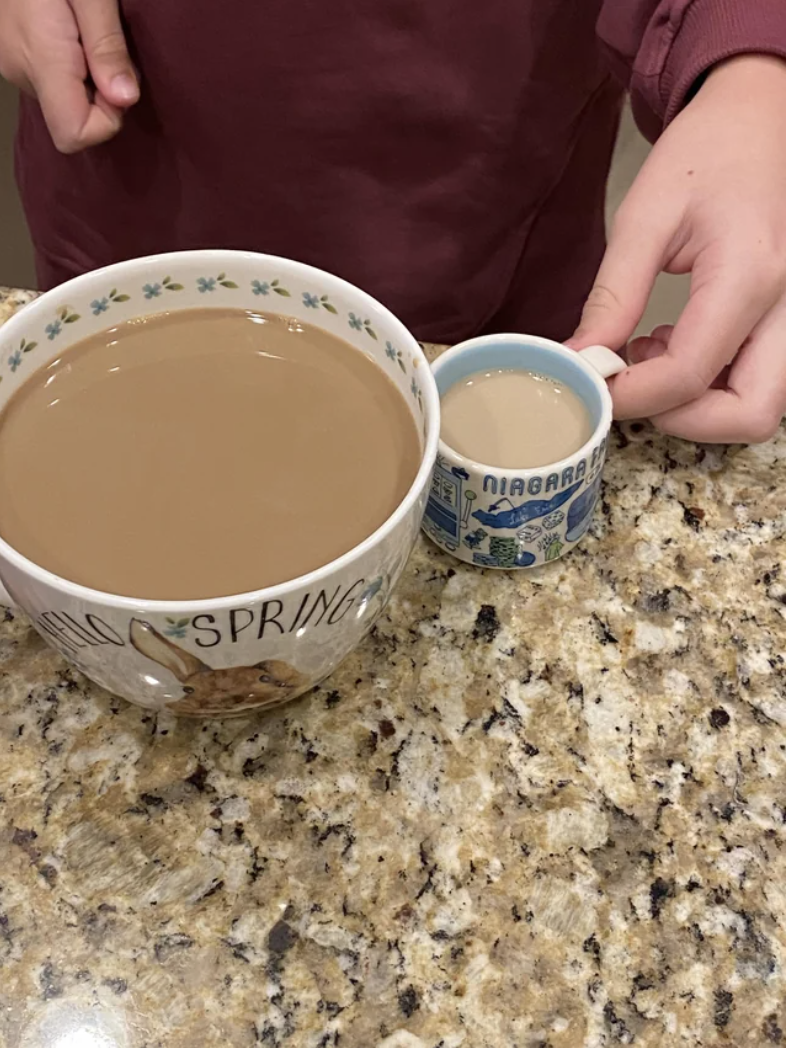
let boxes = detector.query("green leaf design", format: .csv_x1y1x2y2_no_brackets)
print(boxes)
177,617,190,628
271,279,280,287
23,341,37,353
220,280,238,289
166,283,184,291
273,288,291,297
64,314,80,324
217,272,226,282
320,295,328,301
109,288,118,298
397,357,406,372
113,294,130,302
59,307,68,321
19,339,26,351
322,303,338,314
163,275,172,285
365,325,378,340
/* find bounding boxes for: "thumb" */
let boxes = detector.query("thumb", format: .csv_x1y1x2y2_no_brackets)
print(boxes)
567,209,668,352
72,0,139,108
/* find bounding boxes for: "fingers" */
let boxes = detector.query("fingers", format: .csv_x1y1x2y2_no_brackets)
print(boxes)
14,0,135,152
626,325,731,388
568,205,671,352
71,0,138,107
625,326,672,365
652,298,786,443
34,62,124,153
610,246,784,420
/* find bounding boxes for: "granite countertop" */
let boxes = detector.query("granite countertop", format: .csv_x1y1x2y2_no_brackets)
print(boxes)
1,286,786,1048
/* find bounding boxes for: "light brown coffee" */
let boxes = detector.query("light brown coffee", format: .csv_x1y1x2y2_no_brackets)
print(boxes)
0,308,420,599
440,368,592,468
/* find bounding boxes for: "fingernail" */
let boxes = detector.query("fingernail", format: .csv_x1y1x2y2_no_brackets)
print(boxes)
111,73,139,104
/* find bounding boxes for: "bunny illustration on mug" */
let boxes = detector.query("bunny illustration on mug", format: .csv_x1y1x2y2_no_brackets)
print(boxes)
129,619,308,716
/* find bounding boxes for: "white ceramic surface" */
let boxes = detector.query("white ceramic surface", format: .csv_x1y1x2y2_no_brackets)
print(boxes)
0,251,440,716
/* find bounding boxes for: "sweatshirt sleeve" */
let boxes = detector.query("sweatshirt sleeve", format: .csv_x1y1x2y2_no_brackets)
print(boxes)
597,0,786,140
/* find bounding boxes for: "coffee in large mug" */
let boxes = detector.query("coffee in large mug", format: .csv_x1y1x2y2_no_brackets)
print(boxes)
0,307,421,600
0,251,440,716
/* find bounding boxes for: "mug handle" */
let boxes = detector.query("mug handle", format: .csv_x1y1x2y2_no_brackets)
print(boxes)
577,344,627,379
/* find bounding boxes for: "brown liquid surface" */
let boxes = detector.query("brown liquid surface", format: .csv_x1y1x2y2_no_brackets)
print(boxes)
0,309,420,599
440,368,593,469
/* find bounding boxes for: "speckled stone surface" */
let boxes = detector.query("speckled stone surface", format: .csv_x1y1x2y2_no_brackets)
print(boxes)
0,288,39,326
1,286,786,1047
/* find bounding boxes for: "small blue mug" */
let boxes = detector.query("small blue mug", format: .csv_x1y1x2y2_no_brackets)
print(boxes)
423,335,625,569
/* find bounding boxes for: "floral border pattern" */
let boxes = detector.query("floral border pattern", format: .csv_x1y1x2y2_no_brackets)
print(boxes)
1,273,425,413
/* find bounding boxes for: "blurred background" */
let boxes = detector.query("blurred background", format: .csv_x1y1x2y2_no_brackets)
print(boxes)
0,84,688,332
0,80,34,287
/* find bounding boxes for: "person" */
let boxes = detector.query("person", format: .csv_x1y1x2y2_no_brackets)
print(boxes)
1,0,786,445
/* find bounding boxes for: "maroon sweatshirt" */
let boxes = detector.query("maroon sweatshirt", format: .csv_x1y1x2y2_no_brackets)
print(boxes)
15,0,786,344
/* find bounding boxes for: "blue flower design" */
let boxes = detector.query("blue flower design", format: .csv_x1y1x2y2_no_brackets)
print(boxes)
197,277,216,294
9,351,22,373
251,280,270,296
164,616,191,638
46,320,62,341
143,283,162,299
302,292,319,309
348,313,363,331
91,297,109,316
385,342,397,361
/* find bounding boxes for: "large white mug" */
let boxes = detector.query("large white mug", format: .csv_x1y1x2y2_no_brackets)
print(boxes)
0,251,439,716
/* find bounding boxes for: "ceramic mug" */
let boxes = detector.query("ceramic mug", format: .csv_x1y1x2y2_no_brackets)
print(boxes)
0,250,440,716
422,334,625,568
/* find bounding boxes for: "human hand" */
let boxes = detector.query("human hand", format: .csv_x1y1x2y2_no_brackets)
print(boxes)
569,55,786,444
0,0,138,153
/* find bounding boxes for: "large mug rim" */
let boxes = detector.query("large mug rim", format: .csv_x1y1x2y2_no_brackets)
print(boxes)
0,249,441,613
431,333,614,478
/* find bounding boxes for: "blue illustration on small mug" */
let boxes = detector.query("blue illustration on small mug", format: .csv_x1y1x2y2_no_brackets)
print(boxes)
565,473,603,543
424,456,464,553
426,468,601,568
471,481,581,530
424,335,622,568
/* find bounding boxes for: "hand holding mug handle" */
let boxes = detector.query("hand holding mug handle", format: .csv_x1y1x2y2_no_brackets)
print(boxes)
575,344,627,380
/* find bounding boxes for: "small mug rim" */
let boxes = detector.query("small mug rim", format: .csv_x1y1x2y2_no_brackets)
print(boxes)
431,332,614,479
0,249,441,613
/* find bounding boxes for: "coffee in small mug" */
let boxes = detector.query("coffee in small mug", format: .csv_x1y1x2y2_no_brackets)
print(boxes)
423,335,625,568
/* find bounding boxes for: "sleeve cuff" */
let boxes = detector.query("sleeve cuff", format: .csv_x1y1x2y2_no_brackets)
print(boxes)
659,0,786,124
